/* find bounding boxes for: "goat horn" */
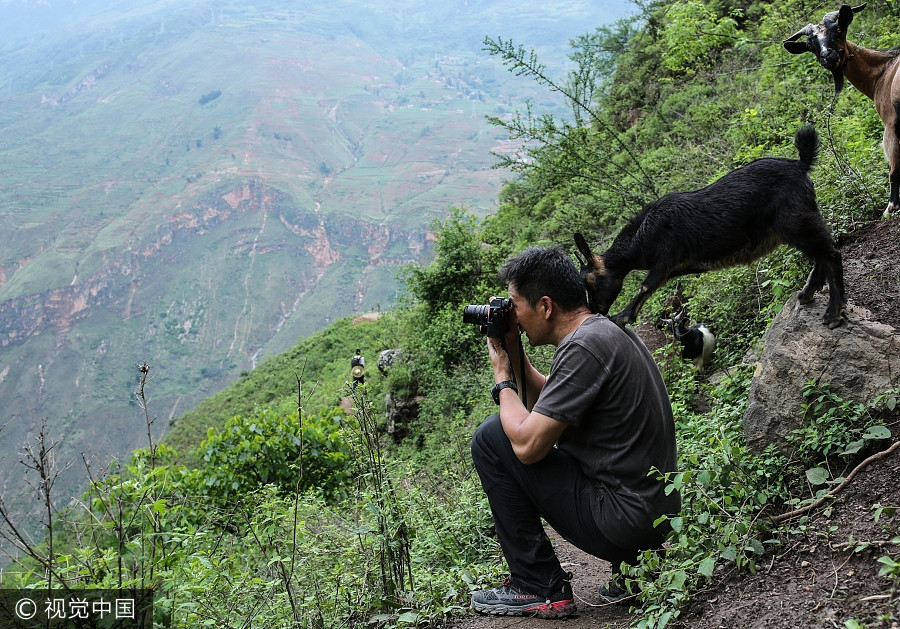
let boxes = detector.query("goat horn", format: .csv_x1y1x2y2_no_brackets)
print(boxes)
573,232,594,263
783,25,811,43
851,3,866,12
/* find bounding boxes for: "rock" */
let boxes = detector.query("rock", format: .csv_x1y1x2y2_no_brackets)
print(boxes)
385,390,422,443
743,295,900,453
377,349,403,375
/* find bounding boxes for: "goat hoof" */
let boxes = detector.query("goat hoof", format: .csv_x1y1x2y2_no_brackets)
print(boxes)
825,315,845,329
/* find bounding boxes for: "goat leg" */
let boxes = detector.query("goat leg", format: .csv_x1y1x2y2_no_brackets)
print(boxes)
609,268,670,328
797,260,825,304
886,165,900,218
824,298,846,328
885,110,900,218
823,252,847,329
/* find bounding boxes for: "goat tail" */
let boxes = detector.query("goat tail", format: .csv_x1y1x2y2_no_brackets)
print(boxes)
794,124,820,171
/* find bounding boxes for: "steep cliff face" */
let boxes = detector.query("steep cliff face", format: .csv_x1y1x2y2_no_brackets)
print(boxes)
0,262,122,348
0,179,430,535
0,179,427,354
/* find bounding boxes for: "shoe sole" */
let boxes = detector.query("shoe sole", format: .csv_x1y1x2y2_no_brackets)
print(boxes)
472,599,576,618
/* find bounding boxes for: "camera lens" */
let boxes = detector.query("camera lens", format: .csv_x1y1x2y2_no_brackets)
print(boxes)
463,304,491,325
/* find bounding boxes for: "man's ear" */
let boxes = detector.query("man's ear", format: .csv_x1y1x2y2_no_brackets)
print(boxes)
540,296,553,319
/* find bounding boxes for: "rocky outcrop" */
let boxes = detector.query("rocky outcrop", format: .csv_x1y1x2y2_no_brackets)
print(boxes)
377,348,421,442
0,263,126,348
377,348,403,375
42,63,113,106
385,390,421,443
743,295,900,452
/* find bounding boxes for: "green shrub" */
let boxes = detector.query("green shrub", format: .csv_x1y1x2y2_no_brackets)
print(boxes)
194,407,352,501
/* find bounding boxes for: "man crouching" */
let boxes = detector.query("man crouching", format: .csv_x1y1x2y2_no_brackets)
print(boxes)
469,246,681,618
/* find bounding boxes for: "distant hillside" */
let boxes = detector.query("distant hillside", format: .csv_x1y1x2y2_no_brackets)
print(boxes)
0,0,630,533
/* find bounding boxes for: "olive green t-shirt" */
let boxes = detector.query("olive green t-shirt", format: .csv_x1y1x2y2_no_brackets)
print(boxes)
532,315,680,549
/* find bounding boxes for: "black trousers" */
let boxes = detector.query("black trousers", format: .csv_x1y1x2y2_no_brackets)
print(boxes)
470,414,640,597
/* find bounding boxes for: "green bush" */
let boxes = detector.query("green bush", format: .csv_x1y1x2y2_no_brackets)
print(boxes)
194,407,352,501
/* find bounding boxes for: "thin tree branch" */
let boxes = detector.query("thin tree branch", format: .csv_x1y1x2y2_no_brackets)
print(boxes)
772,440,900,524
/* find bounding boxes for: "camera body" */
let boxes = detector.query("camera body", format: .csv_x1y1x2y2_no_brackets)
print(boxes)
463,297,511,339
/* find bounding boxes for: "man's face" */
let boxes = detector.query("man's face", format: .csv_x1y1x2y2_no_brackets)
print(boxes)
507,284,547,346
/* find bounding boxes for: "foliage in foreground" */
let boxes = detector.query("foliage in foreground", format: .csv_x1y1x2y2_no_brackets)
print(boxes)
0,387,504,627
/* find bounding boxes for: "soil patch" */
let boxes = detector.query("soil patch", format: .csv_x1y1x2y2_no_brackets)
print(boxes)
838,219,900,325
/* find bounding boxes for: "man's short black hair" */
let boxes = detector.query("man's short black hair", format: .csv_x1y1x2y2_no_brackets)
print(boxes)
498,246,587,312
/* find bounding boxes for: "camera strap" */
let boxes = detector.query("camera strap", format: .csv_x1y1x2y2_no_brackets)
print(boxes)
515,334,527,407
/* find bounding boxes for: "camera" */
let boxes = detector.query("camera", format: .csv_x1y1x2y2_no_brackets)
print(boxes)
463,297,511,339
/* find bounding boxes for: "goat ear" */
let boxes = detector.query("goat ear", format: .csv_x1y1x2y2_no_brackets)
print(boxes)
783,27,811,53
838,4,858,27
850,3,866,14
783,40,808,54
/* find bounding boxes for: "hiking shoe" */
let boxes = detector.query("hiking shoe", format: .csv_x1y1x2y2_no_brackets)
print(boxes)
471,576,576,618
598,574,640,605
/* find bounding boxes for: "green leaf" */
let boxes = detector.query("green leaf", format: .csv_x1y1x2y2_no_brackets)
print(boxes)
657,610,674,628
669,570,687,590
698,556,716,577
806,467,829,485
862,425,891,440
746,538,764,555
876,555,900,577
398,611,421,623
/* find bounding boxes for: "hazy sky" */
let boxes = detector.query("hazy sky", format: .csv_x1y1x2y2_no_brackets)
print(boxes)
0,0,634,49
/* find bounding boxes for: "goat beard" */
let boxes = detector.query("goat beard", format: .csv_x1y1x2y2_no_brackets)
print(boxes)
832,69,845,94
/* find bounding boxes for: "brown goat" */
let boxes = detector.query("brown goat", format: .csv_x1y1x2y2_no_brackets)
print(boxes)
784,3,900,218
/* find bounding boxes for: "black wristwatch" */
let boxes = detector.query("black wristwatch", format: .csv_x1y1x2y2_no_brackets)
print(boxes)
490,380,518,405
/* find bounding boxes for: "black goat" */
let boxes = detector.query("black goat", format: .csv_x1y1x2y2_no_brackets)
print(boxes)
573,125,847,329
663,309,716,370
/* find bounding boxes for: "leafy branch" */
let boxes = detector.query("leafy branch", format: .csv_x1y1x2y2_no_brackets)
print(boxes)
483,35,659,202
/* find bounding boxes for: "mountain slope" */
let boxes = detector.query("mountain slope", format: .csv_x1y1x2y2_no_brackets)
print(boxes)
0,0,629,528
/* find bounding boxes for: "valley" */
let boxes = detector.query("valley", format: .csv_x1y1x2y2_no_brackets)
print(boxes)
0,0,628,548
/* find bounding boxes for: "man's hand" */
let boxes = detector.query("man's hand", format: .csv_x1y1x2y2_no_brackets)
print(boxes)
487,336,512,383
486,295,520,382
